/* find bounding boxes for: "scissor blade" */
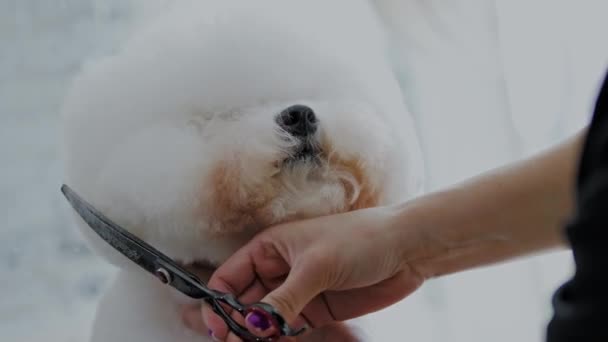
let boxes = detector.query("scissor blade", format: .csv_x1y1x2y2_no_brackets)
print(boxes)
60,184,211,298
61,184,305,341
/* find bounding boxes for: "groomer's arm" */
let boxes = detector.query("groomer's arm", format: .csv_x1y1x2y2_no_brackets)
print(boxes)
400,130,585,279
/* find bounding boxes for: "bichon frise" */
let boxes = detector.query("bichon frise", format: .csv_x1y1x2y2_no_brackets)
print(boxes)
62,0,424,341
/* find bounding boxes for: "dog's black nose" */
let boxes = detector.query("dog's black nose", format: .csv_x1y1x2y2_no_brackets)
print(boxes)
276,105,318,137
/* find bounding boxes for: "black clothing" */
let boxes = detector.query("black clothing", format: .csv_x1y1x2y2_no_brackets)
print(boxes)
547,74,608,341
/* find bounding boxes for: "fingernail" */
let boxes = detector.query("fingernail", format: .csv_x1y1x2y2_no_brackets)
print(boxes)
208,329,220,341
246,311,271,331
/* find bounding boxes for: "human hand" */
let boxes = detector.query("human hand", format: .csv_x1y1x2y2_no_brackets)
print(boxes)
181,205,426,341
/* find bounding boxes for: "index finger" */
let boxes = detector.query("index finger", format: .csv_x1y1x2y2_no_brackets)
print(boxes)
204,237,291,338
210,236,292,292
202,241,258,338
208,239,259,296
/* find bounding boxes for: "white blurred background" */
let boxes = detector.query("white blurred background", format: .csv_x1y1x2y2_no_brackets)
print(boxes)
1,1,607,341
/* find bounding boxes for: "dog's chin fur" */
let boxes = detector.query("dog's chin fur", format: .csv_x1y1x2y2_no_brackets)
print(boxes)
62,0,424,341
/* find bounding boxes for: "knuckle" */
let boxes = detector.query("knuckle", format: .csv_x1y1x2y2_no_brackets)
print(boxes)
271,289,300,319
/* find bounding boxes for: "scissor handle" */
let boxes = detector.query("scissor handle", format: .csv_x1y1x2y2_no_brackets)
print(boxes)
156,261,306,340
207,297,274,341
211,297,307,340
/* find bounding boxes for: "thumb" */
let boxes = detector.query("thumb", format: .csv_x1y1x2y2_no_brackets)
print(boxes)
246,260,326,335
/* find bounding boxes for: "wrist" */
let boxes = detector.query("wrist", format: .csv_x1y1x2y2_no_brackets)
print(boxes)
386,187,525,280
384,199,444,280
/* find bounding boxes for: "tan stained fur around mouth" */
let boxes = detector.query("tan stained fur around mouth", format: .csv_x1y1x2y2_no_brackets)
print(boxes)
319,131,381,211
202,140,380,237
202,160,279,236
329,156,380,210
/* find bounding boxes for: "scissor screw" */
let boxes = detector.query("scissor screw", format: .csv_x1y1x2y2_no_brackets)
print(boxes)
155,268,172,284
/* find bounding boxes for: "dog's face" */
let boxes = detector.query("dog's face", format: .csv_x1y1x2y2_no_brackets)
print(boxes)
193,98,396,262
196,101,387,232
62,2,423,269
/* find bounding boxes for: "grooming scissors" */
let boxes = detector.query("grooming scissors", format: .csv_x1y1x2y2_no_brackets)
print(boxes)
61,184,306,341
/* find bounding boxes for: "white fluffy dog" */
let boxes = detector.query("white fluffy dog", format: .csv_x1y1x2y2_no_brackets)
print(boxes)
62,0,424,341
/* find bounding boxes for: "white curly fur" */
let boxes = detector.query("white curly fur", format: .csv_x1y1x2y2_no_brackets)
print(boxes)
62,0,424,341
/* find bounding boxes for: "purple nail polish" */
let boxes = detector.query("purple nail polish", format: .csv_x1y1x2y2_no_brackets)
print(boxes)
247,311,271,331
208,329,220,341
